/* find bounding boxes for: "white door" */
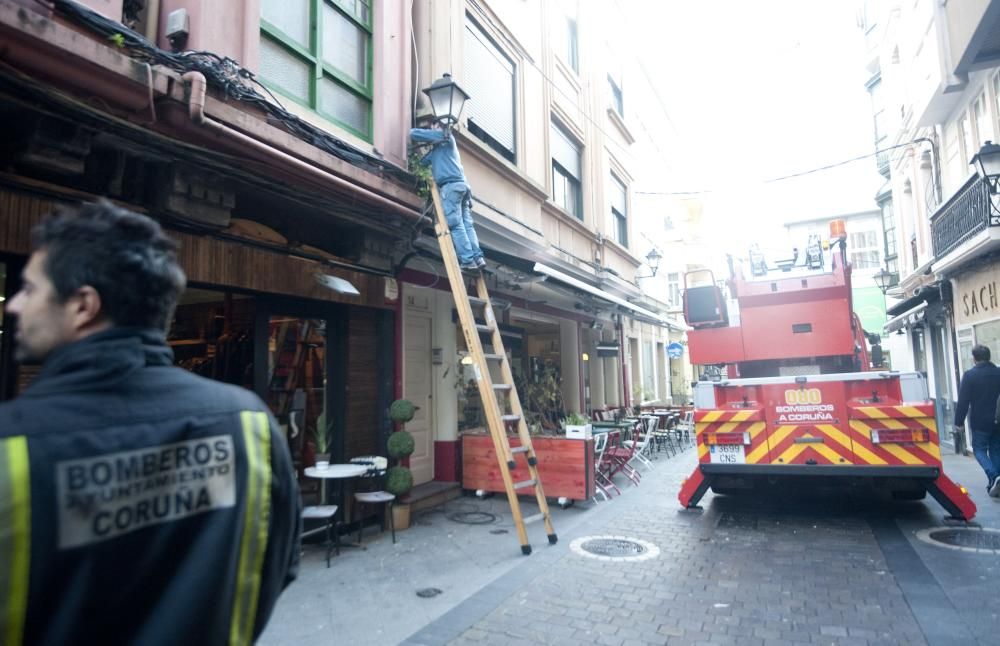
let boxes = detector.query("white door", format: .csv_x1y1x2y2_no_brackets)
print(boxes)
404,312,434,484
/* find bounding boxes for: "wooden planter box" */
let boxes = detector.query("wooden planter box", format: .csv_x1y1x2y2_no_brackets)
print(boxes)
461,433,595,502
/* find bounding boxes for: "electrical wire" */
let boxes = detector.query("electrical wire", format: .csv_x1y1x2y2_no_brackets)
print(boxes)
49,0,415,186
634,139,937,196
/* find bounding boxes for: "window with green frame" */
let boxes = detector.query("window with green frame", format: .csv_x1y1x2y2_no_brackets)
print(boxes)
259,0,373,141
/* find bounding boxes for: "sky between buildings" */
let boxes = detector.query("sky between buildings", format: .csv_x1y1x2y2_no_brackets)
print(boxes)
622,0,885,261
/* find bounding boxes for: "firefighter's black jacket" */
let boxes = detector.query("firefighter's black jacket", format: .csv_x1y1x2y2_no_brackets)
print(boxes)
0,327,301,645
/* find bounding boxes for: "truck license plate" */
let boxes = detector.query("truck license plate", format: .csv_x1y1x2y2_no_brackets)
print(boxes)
709,443,745,464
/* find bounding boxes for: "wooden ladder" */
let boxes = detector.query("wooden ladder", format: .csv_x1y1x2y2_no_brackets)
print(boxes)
429,183,557,555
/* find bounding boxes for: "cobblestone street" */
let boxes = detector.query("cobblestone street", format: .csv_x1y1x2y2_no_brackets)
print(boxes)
261,446,1000,646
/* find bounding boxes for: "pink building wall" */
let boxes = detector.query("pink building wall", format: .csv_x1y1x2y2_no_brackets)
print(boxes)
158,0,410,168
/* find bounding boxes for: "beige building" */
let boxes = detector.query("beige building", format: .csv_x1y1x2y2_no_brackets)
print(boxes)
862,0,1000,447
405,0,678,483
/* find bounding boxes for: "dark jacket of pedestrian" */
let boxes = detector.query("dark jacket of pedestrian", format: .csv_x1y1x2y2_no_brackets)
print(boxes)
955,360,1000,432
0,327,300,646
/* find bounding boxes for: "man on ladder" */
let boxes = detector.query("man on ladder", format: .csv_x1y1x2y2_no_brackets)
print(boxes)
410,121,486,271
408,73,556,554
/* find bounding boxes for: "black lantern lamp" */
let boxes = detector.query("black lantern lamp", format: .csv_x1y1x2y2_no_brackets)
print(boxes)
421,73,470,127
636,247,663,278
971,140,1000,193
873,266,897,295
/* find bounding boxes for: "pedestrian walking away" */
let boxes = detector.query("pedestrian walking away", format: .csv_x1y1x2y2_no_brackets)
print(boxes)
955,343,1000,497
0,201,301,646
410,121,486,270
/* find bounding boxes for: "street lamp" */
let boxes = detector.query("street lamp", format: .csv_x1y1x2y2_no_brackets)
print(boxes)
421,73,470,127
645,248,662,276
873,266,898,295
636,248,662,278
971,140,1000,193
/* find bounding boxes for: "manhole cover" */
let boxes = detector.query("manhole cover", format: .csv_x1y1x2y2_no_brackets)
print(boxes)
416,588,442,598
569,535,660,562
916,527,1000,554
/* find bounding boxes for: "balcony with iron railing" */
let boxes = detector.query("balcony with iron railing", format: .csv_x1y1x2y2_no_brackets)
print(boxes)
876,150,890,177
930,174,999,259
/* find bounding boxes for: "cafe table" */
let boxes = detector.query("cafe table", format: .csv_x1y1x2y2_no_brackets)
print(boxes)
304,463,369,549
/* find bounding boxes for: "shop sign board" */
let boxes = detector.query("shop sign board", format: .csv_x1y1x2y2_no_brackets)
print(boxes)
953,264,1000,327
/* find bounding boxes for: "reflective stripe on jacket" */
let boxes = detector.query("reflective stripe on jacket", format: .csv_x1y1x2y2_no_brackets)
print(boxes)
0,328,301,646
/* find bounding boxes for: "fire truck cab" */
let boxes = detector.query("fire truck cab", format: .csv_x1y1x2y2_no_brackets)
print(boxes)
677,222,977,520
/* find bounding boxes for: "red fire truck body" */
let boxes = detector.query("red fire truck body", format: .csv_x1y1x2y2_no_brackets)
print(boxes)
677,226,977,520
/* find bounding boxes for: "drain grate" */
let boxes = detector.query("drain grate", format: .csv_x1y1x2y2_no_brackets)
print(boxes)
581,537,647,556
917,527,1000,554
569,535,660,562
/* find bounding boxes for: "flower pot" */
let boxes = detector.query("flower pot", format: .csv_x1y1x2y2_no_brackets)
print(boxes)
565,424,592,439
314,453,330,469
391,502,411,530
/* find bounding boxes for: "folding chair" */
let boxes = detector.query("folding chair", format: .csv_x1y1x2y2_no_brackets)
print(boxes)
623,416,656,470
592,432,617,501
604,429,642,486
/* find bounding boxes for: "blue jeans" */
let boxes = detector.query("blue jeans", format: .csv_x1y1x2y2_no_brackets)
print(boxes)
441,182,482,265
971,429,1000,484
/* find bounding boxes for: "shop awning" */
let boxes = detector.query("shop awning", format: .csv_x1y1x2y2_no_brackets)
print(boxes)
533,262,679,328
884,302,927,334
886,283,942,317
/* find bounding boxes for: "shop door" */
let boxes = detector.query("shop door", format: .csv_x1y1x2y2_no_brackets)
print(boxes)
405,312,434,484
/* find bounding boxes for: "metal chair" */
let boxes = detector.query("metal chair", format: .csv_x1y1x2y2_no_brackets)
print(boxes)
592,432,614,501
623,416,656,470
301,505,340,567
350,456,396,544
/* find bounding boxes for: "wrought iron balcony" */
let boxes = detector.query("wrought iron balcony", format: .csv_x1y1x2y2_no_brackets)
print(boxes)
930,174,999,258
876,150,890,177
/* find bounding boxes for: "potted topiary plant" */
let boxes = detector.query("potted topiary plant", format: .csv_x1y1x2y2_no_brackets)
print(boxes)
386,399,417,529
563,412,592,439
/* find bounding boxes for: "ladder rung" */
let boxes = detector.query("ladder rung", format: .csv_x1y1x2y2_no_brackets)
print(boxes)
483,353,505,361
510,445,529,453
523,513,546,525
493,383,512,391
468,296,488,307
513,479,536,490
475,324,494,334
501,414,521,423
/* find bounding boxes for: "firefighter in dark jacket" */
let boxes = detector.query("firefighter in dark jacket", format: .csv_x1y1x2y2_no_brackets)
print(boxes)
0,202,301,646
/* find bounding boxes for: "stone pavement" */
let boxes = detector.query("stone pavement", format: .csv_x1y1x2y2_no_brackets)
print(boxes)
259,442,1000,646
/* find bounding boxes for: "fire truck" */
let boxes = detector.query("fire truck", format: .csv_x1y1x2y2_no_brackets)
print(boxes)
677,221,977,520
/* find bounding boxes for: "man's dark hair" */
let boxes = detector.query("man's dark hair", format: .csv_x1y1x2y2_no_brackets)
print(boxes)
972,344,991,362
31,200,186,330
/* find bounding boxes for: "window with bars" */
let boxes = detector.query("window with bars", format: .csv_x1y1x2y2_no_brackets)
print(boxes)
258,0,373,140
551,120,582,219
464,18,516,162
849,230,880,269
610,173,628,247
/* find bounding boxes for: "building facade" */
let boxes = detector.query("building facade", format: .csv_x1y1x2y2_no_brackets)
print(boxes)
406,0,679,483
861,0,1000,448
0,0,419,483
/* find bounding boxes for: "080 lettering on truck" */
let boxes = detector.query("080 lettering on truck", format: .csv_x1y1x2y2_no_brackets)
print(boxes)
677,220,977,520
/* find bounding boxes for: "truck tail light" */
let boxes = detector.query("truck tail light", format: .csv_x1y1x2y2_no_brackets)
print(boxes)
705,432,751,446
871,429,928,444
